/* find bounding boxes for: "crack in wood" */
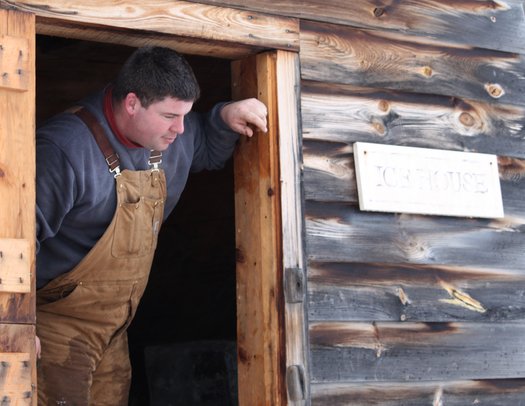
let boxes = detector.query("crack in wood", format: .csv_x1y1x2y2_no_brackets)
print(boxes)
439,280,486,313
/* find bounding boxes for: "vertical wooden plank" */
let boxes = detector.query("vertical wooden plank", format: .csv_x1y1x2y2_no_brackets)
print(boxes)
0,324,35,405
0,239,31,293
232,52,286,405
275,50,309,405
0,8,6,35
0,8,36,323
0,7,36,406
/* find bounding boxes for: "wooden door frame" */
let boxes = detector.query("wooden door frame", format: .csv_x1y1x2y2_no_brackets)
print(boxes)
0,2,308,404
232,51,308,405
0,7,37,405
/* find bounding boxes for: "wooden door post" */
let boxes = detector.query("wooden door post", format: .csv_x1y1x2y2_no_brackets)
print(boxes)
232,50,308,405
232,52,286,405
0,7,37,405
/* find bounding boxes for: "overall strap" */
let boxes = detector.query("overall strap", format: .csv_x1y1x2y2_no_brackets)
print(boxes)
75,107,121,177
74,107,163,176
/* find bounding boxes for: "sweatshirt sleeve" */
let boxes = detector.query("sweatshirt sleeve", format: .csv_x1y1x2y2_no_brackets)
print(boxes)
36,138,77,253
189,102,240,173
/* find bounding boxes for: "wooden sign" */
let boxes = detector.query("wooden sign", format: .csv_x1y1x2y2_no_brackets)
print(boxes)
354,142,504,218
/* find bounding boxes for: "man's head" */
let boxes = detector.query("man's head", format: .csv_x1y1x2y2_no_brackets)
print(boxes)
113,46,200,107
112,47,200,151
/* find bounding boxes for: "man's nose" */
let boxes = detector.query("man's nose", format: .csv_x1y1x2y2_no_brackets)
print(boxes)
169,117,184,134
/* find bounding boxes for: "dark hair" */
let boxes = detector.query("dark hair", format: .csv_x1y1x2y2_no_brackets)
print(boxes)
112,46,200,107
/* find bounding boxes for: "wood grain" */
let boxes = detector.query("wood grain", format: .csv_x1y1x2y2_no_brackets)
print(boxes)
233,53,287,406
0,352,32,405
0,9,36,405
301,81,525,217
309,321,525,382
308,261,525,322
4,0,299,52
0,324,36,404
311,379,525,406
0,239,31,293
305,202,525,268
301,80,525,158
301,20,525,106
0,8,35,325
0,33,30,91
193,0,525,54
275,50,309,405
36,20,260,60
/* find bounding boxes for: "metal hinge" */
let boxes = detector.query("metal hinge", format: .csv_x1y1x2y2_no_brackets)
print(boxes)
284,267,305,303
286,365,306,401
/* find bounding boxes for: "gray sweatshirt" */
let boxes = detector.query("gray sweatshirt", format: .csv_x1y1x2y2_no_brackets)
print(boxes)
36,89,239,288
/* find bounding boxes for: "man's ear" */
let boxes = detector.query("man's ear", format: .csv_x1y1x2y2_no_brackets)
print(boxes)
124,93,140,115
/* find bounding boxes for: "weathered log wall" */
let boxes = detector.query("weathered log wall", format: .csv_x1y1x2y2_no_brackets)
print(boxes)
292,1,525,404
192,0,525,403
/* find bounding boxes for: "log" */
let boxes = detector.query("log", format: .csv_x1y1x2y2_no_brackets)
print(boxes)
311,379,525,406
4,0,299,54
301,81,525,158
305,202,525,269
309,321,525,382
300,20,525,106
308,261,525,322
195,0,525,54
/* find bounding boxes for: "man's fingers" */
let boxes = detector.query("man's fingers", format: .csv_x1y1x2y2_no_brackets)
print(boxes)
220,98,268,135
36,336,41,359
247,111,268,133
244,125,254,137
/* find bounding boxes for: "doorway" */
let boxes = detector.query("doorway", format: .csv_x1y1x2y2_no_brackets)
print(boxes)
36,35,238,405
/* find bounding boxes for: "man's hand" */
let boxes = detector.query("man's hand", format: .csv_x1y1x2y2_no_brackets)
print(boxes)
36,335,41,359
220,98,268,137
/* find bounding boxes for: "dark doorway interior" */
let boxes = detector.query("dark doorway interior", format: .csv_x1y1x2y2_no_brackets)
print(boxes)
128,158,237,406
36,36,238,406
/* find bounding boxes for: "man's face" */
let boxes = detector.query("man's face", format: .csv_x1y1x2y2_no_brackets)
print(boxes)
128,96,194,151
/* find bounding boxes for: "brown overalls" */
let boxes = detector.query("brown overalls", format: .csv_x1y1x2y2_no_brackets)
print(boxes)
36,108,166,405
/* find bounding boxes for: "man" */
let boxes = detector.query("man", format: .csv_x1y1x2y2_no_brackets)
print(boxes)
35,46,267,405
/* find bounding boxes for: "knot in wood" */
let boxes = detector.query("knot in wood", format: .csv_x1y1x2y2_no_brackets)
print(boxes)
421,66,433,77
378,100,389,112
459,112,475,127
485,83,504,99
373,7,385,17
372,120,386,136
